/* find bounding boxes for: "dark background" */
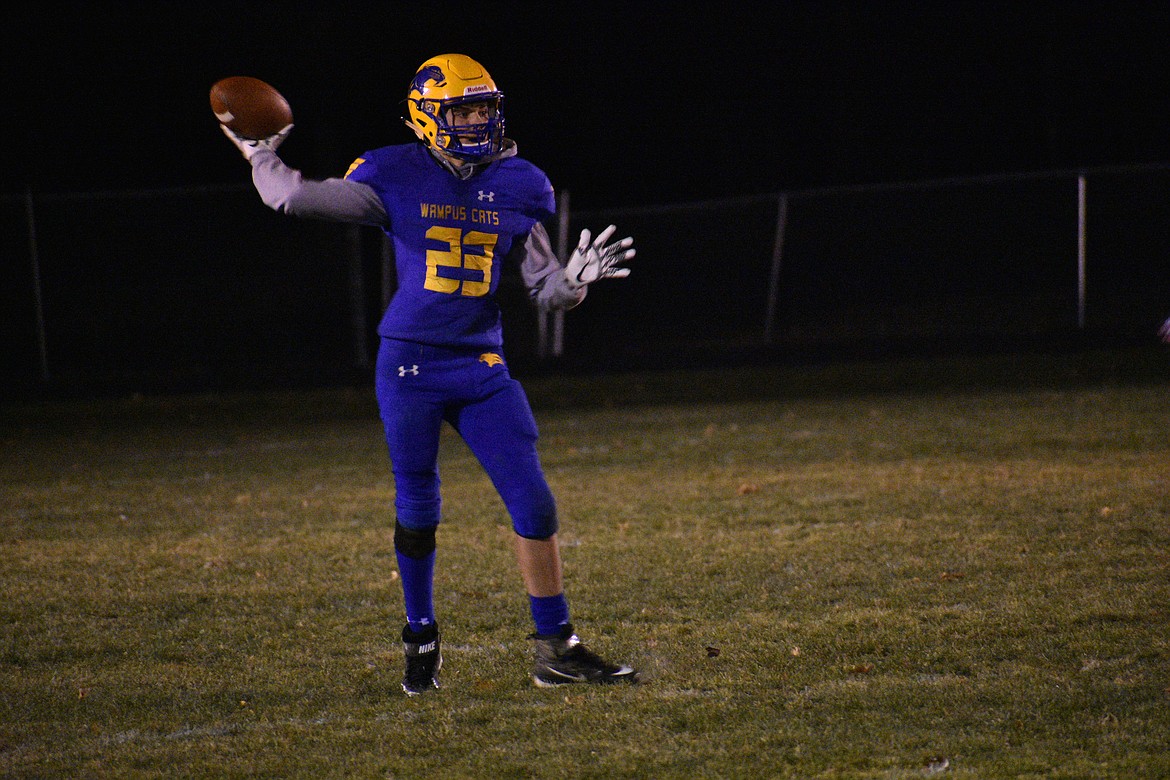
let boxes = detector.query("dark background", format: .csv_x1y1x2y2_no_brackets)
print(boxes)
7,2,1170,204
5,2,1170,396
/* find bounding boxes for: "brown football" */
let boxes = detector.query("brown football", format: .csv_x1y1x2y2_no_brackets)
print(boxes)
209,76,293,140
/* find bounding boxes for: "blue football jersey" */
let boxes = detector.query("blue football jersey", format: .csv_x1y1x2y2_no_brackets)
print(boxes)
345,143,556,350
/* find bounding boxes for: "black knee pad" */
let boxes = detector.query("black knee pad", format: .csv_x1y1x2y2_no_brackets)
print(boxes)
394,521,437,559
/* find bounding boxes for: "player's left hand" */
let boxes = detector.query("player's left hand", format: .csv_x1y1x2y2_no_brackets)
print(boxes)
221,122,293,161
564,225,635,290
1159,316,1170,343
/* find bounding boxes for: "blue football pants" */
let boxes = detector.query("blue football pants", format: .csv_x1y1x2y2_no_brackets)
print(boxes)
374,338,558,540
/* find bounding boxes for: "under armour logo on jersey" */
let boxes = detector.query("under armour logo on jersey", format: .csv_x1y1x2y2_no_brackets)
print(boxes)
398,364,419,377
479,352,503,367
478,190,495,202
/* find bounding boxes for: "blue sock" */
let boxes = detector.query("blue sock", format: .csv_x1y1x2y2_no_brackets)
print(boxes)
529,593,570,636
396,549,436,633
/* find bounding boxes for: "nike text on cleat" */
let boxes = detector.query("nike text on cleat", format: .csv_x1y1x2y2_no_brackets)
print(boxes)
401,623,442,696
529,625,638,687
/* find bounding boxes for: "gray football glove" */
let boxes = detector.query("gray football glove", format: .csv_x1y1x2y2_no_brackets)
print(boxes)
220,123,293,161
564,225,635,290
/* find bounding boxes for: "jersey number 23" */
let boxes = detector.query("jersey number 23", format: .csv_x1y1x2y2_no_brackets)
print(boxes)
425,226,497,297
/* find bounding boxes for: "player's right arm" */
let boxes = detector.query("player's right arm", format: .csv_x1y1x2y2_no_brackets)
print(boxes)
220,122,385,225
246,148,387,225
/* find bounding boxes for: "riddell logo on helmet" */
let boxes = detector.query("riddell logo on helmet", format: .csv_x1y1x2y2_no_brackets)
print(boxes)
464,84,491,96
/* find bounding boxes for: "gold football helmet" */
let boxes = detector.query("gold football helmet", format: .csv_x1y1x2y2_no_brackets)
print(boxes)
405,54,505,161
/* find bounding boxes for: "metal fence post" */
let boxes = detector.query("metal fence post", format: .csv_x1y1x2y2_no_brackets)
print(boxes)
1077,174,1087,330
25,189,50,382
546,189,571,358
764,192,789,344
380,232,395,309
344,225,369,369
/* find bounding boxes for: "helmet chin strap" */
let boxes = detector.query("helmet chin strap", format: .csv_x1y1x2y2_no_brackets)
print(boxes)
403,121,477,179
403,118,428,142
404,117,511,179
425,144,478,179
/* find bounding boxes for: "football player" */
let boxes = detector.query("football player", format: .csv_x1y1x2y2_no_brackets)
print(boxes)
221,53,638,694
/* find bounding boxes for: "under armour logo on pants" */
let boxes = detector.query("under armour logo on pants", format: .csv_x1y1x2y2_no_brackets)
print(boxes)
398,364,419,377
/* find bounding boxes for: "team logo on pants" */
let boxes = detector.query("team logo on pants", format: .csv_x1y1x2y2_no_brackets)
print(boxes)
478,353,503,367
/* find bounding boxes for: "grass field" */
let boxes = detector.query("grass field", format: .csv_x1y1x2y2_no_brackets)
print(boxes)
2,349,1169,778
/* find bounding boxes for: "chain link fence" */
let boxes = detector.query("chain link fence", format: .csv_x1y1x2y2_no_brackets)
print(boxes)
4,165,1169,395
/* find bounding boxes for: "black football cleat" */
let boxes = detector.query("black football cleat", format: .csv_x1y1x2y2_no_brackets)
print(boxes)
530,625,638,687
401,623,441,696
